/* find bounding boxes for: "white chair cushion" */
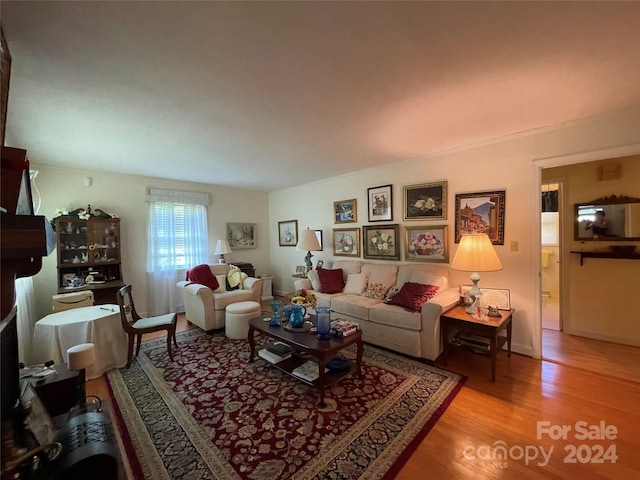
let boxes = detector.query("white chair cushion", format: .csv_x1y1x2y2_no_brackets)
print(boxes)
135,313,175,329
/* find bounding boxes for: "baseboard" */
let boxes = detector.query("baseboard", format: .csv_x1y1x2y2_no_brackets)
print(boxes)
563,327,640,348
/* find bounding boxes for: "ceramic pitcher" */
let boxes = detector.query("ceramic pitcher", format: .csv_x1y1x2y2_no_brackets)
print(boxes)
289,304,307,328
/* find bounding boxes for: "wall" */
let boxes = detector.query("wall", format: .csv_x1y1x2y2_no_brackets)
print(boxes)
543,154,640,345
30,164,270,320
268,107,640,357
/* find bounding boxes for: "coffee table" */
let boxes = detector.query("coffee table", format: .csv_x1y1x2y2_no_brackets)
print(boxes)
248,316,363,408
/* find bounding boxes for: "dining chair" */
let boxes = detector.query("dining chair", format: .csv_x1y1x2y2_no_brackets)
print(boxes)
116,285,178,368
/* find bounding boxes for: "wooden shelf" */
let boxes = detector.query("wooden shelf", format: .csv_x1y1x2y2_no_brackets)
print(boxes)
570,250,640,266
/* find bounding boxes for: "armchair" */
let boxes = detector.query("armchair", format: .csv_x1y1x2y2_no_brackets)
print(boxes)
176,264,263,331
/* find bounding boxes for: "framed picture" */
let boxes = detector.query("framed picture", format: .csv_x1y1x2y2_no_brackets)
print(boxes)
314,230,323,251
480,288,511,310
226,223,256,249
362,224,400,260
403,181,447,221
367,184,393,222
332,228,360,257
334,198,357,223
295,265,307,275
278,220,298,246
404,225,449,263
454,190,506,244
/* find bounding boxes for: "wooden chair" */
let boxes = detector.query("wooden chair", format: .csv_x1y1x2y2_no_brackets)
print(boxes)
116,284,178,368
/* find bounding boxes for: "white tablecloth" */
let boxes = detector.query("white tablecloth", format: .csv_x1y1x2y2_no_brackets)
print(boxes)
31,304,128,379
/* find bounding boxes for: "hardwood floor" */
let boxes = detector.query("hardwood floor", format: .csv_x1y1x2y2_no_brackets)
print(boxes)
88,307,640,479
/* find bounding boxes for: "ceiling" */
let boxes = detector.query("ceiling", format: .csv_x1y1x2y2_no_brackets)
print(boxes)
2,1,640,192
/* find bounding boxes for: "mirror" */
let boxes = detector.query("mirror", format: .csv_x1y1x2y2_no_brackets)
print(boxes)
575,195,640,241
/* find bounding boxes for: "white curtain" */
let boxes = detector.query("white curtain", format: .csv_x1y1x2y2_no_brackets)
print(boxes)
15,276,37,364
146,189,209,316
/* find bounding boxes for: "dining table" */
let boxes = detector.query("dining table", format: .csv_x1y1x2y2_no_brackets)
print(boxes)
31,304,128,379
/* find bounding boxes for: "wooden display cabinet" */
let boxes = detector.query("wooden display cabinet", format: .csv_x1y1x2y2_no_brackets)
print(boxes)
55,214,124,304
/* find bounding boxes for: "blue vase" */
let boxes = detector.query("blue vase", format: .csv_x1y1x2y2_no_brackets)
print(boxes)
289,304,306,329
316,307,331,340
269,300,282,328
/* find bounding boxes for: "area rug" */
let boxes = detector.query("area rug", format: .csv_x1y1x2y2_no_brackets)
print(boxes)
106,329,464,480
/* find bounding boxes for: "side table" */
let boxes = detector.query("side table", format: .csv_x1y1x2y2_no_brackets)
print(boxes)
440,305,514,382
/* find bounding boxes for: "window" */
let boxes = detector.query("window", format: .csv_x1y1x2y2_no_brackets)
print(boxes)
147,189,209,272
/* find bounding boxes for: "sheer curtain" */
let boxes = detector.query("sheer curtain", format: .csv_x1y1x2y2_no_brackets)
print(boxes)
15,276,37,364
146,188,209,315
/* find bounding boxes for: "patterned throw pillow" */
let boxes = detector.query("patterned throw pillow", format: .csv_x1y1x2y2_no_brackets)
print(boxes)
384,287,400,302
385,282,439,312
363,282,389,300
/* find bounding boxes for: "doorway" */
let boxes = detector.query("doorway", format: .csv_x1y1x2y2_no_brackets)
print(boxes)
540,182,560,331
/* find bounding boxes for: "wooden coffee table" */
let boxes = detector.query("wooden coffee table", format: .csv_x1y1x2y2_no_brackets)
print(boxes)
248,316,364,408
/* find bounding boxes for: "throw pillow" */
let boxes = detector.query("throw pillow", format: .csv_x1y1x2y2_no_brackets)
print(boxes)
363,282,389,300
385,282,439,312
307,269,321,291
317,268,344,294
384,287,400,302
214,275,226,293
185,264,219,291
343,272,369,295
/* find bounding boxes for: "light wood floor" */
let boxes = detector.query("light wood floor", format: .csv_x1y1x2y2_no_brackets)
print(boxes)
88,306,640,480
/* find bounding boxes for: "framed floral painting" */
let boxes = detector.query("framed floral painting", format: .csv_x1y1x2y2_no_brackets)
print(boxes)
454,190,505,244
334,198,357,223
362,224,400,260
332,228,360,257
404,225,449,263
278,219,298,246
367,184,393,222
403,181,447,220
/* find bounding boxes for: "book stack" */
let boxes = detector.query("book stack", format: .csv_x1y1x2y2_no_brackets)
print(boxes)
258,342,295,364
292,360,328,381
452,334,490,353
330,319,360,337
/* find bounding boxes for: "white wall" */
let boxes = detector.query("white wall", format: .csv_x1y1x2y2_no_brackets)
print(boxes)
268,107,640,357
543,154,640,345
30,165,270,320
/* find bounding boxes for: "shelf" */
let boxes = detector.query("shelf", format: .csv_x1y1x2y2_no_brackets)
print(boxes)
570,250,640,266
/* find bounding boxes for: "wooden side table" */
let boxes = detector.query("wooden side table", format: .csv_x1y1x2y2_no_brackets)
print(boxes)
440,305,514,382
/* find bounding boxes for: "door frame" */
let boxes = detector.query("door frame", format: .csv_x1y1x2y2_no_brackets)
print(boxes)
530,143,640,359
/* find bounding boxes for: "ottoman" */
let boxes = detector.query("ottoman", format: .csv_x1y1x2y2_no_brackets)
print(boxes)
225,301,261,339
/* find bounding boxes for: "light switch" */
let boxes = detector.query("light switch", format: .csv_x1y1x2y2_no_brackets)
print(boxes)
510,241,518,252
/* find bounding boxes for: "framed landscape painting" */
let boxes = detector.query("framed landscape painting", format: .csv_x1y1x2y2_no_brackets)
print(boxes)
332,228,360,257
367,184,393,222
404,225,449,263
278,219,298,246
334,199,357,223
362,224,400,260
226,223,256,249
454,190,505,244
403,181,447,220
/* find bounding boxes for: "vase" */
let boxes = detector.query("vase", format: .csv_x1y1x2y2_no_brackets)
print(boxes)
66,222,74,234
316,307,331,340
269,300,282,328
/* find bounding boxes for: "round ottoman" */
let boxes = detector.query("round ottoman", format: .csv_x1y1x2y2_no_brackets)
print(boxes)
225,301,261,339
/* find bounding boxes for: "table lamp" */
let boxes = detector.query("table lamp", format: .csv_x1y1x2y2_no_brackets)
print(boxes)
214,239,232,264
450,233,503,314
296,228,322,271
67,343,95,407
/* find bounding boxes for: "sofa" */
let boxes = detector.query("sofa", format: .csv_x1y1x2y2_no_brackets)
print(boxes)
294,260,459,360
176,264,263,331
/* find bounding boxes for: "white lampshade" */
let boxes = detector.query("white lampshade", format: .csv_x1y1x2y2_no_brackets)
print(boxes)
214,239,232,255
296,229,321,252
451,234,502,308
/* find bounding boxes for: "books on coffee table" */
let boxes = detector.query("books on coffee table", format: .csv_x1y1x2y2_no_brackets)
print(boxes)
330,319,360,337
266,342,295,356
292,361,328,382
258,348,292,364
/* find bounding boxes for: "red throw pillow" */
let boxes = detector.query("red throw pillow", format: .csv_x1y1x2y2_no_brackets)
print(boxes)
186,264,219,291
317,268,345,294
385,282,439,312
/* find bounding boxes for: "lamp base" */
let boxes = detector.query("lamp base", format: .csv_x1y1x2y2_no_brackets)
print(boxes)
304,251,313,269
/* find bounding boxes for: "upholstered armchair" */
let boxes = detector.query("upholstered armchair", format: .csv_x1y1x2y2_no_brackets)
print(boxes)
176,264,263,331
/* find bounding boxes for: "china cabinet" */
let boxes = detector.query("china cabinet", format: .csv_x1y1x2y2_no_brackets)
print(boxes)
55,211,124,304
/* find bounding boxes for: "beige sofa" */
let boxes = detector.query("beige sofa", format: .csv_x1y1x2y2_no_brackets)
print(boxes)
176,264,263,331
294,260,459,360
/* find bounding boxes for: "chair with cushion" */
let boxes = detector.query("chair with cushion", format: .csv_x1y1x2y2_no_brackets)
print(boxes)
116,285,178,368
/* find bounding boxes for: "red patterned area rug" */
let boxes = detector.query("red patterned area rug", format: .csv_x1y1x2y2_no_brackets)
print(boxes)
107,329,464,480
